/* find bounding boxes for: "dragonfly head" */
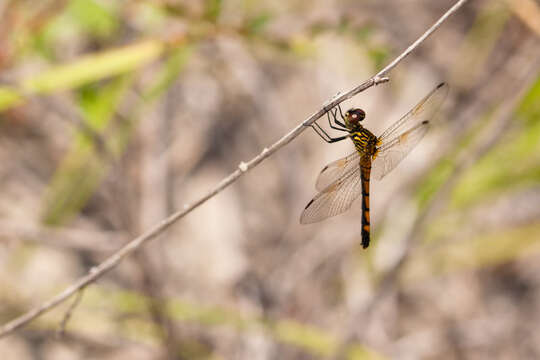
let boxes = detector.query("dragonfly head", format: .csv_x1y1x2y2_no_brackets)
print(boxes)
344,108,365,128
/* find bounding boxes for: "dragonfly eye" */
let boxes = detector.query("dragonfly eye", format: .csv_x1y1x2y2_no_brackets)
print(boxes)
347,108,365,124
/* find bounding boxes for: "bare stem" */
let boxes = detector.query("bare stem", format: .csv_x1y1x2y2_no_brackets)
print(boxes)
56,288,85,338
0,0,469,338
375,0,469,78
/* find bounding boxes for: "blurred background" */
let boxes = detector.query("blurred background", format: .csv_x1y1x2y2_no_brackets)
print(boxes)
0,0,539,359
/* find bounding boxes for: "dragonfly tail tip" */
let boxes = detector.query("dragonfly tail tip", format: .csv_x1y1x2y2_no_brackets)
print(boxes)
361,233,370,248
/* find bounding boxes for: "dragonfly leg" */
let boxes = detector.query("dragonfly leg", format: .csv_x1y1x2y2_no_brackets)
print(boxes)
327,109,348,131
332,105,347,128
307,121,350,143
326,134,350,143
307,122,331,141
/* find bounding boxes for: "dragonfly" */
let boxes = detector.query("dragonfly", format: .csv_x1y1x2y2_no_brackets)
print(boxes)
300,82,448,248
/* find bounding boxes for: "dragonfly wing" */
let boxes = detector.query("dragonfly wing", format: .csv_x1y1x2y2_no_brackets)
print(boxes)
315,151,361,191
378,82,448,141
372,120,430,180
300,164,362,224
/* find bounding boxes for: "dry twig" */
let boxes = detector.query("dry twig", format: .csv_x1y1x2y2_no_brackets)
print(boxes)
0,0,469,339
56,288,85,338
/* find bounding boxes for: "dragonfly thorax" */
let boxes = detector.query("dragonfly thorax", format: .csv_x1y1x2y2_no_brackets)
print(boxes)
344,108,366,131
351,128,378,156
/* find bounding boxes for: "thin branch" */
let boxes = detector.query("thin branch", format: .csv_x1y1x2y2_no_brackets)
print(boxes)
0,0,469,338
374,0,468,79
56,288,85,338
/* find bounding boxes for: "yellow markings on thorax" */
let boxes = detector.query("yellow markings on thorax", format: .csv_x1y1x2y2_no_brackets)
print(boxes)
350,129,378,156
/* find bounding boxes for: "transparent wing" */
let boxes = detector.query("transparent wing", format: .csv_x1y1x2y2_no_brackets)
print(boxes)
371,121,430,180
300,163,363,224
371,82,448,181
378,82,448,141
314,151,361,191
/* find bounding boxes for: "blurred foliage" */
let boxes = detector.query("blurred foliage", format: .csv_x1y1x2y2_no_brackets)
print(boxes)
42,45,191,224
451,1,510,88
0,41,166,111
453,76,540,207
68,0,118,38
204,0,223,23
41,74,134,225
417,73,540,212
42,286,387,359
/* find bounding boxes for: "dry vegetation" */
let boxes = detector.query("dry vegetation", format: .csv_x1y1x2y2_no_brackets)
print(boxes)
0,0,539,359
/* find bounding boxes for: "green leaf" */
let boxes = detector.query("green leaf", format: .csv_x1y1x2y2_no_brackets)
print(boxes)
23,41,164,94
68,0,118,38
0,40,166,112
41,74,134,225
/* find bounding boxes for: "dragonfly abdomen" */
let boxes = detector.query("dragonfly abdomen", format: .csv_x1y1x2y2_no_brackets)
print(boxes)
360,159,372,248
